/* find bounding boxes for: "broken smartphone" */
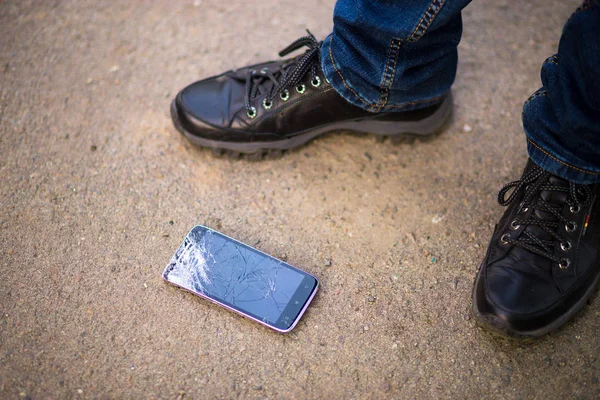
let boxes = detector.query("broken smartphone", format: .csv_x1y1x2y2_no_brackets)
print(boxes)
162,225,319,333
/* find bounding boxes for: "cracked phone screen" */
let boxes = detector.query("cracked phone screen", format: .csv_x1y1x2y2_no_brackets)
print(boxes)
164,227,306,325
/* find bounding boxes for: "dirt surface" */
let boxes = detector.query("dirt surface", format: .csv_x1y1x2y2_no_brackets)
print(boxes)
1,0,599,398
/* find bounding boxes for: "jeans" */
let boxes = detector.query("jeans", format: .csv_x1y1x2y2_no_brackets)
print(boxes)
320,0,600,184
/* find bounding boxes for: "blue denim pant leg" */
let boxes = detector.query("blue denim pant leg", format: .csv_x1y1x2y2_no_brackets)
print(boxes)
320,0,471,113
524,0,600,184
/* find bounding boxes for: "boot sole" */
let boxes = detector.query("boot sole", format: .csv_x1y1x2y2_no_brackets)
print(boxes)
171,93,453,159
471,261,600,340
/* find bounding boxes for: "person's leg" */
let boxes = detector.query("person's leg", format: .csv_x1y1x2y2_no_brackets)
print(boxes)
523,0,600,184
322,0,471,112
472,0,600,339
170,0,470,157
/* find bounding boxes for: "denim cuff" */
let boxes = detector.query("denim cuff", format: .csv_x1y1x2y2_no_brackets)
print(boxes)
320,33,450,113
320,33,374,111
526,138,600,185
522,0,600,185
320,0,468,113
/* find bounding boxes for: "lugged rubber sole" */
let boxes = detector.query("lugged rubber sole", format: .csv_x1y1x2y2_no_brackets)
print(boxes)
171,93,453,159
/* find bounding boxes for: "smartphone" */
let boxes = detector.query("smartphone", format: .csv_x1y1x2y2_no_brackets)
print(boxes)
162,226,319,333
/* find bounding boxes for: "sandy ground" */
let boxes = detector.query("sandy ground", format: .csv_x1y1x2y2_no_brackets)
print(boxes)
1,0,599,398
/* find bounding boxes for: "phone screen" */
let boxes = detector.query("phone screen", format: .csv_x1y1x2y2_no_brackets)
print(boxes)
163,226,318,332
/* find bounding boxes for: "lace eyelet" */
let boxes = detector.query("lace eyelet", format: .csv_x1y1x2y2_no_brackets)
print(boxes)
559,258,571,270
570,205,581,214
295,84,306,94
518,203,529,213
262,99,273,110
310,76,321,88
246,106,257,119
500,233,511,245
280,90,289,101
560,241,572,252
510,220,521,230
565,221,577,233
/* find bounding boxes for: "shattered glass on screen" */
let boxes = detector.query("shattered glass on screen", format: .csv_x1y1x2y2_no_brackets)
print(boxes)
166,228,305,324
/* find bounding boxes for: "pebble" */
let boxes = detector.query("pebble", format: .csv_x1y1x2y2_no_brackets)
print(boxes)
367,295,376,303
431,214,444,224
324,258,332,267
463,124,473,132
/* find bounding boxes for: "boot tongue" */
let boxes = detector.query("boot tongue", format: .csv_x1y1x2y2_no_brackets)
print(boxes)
539,175,569,204
526,176,568,241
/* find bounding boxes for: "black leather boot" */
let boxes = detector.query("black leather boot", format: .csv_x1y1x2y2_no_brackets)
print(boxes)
472,159,600,339
171,32,452,158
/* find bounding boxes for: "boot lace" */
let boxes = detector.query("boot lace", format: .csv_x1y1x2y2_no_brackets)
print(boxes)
230,31,323,117
497,163,591,269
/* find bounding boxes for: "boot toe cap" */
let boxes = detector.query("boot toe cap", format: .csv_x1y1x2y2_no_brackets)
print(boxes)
172,74,248,139
473,261,562,338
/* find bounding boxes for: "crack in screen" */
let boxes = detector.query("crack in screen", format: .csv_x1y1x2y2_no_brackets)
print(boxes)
166,228,306,324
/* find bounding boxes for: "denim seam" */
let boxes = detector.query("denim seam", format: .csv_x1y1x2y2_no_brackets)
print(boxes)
576,0,593,14
546,55,558,65
373,38,402,112
328,0,448,112
408,0,447,42
373,0,447,111
524,89,548,107
567,0,594,25
528,138,600,176
327,36,438,110
327,38,370,107
384,93,445,109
